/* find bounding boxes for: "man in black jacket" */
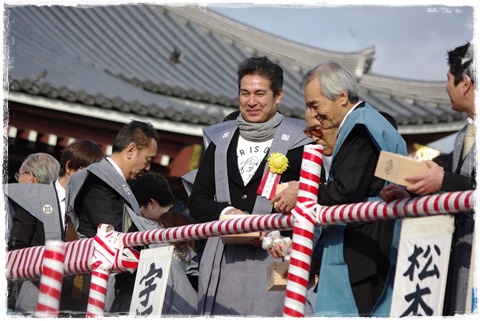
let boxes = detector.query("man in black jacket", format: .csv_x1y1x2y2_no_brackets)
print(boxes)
67,120,159,238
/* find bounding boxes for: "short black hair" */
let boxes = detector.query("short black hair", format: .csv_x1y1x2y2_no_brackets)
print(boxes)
447,42,474,86
112,120,160,153
237,56,283,96
129,171,174,207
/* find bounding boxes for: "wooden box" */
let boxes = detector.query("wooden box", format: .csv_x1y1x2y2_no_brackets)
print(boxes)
266,261,315,291
219,214,260,244
267,261,290,291
374,151,429,187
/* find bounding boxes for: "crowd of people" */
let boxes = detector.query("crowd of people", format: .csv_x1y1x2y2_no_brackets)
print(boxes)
5,42,475,317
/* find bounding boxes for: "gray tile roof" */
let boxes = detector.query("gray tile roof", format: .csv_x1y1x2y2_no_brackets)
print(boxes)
5,5,464,134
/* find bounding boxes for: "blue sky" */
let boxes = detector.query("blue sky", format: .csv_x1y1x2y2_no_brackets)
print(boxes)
206,3,475,82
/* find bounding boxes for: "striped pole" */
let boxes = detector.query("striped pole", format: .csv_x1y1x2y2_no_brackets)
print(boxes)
284,144,323,317
35,240,66,317
86,224,116,317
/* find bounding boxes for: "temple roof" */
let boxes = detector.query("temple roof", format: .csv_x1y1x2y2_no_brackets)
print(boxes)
5,5,464,136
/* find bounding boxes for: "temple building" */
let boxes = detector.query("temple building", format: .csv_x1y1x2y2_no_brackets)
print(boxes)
4,5,464,201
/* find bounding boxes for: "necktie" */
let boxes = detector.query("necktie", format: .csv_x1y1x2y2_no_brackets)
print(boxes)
65,215,79,242
462,123,476,160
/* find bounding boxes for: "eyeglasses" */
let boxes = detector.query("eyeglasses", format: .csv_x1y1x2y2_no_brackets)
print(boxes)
303,126,323,139
15,171,35,181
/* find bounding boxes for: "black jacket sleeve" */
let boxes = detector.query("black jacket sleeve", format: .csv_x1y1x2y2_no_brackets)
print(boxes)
318,124,385,205
442,170,476,191
430,151,476,192
188,142,231,223
8,207,45,251
76,175,126,238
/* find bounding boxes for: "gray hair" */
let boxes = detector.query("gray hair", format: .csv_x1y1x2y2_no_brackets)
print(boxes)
20,152,60,184
301,61,360,103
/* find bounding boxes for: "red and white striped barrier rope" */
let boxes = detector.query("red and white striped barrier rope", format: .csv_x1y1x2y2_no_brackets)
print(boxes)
6,188,475,318
317,189,475,224
119,212,295,248
284,144,323,317
84,224,141,317
35,240,66,318
6,190,474,283
6,213,295,282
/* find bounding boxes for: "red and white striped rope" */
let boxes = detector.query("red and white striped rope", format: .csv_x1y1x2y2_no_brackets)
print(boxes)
317,189,475,224
7,190,474,284
7,192,475,318
35,240,66,318
7,191,475,284
284,144,323,317
6,214,295,282
119,212,295,248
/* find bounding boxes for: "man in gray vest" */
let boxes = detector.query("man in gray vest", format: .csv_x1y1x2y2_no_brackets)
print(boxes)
65,120,159,313
67,120,159,238
7,140,104,315
381,42,476,315
188,56,311,316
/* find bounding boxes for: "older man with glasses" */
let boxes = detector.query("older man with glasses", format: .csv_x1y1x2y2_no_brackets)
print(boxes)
6,141,104,315
14,152,60,184
271,61,407,317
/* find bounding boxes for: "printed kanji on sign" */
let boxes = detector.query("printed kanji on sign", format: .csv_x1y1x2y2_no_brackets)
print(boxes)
390,216,454,317
130,246,174,317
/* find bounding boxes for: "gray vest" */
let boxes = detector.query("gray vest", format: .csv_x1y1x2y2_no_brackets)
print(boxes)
452,123,476,176
6,182,63,241
66,158,142,225
203,116,310,214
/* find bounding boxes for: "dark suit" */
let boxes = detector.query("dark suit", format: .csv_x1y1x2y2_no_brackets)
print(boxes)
67,158,141,238
75,174,128,238
437,152,475,191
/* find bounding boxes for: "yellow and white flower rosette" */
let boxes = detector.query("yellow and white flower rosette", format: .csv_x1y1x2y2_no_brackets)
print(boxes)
267,152,289,174
258,152,289,199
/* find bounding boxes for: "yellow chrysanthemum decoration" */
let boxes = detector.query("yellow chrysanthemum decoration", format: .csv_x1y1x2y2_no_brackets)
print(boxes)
267,152,289,174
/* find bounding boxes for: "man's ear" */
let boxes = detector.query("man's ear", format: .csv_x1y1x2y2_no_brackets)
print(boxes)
338,91,349,106
125,143,137,159
148,198,156,209
30,172,38,183
463,75,473,95
65,160,73,175
275,89,284,105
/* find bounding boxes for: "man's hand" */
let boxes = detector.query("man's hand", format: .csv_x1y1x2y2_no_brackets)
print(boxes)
271,181,299,214
380,184,410,202
404,160,445,195
268,243,285,259
224,208,247,215
247,231,268,247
